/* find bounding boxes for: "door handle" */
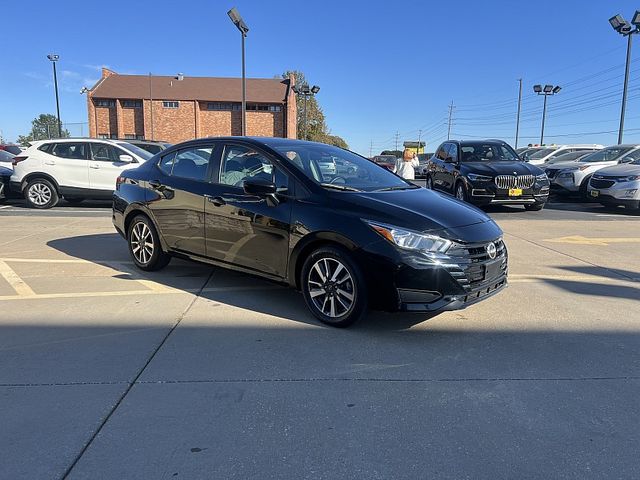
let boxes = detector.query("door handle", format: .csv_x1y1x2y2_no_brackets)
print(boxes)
89,164,100,169
205,195,225,207
44,161,55,165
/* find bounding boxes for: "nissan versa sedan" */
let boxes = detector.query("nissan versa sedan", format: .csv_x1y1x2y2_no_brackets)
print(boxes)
424,140,549,210
113,137,508,327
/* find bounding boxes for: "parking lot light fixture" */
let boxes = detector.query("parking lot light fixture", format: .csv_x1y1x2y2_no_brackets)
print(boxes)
227,7,249,136
47,54,62,138
311,85,320,94
610,12,640,144
534,83,561,145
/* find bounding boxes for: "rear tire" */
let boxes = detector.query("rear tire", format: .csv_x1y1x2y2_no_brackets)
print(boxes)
301,246,368,327
25,178,58,209
127,215,171,271
425,176,433,190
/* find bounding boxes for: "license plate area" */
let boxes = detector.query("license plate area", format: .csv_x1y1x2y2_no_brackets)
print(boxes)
508,188,523,196
484,259,503,281
590,190,600,198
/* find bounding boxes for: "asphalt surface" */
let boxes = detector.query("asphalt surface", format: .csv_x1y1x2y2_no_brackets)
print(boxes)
0,195,639,479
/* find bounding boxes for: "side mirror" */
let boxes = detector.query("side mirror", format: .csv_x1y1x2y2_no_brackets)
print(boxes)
119,154,134,163
619,156,634,164
243,178,276,197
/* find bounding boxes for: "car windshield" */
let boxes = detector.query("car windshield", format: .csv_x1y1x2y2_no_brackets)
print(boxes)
549,151,595,162
578,147,634,163
460,143,519,162
116,142,154,161
527,148,557,159
272,143,413,192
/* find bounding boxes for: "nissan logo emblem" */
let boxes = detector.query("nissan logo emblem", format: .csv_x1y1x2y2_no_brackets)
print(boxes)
487,242,497,259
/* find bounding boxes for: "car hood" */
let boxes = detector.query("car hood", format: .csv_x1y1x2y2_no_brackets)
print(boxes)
544,160,585,170
593,163,640,176
333,187,497,237
462,161,543,176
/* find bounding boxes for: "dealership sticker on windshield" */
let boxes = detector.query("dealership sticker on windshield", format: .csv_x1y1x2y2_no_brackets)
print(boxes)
508,188,522,197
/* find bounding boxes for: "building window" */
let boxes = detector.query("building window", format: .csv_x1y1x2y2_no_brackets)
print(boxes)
207,102,241,111
98,133,109,139
122,100,142,108
136,135,145,140
246,104,282,112
124,134,136,139
110,134,118,139
163,101,179,108
95,99,115,107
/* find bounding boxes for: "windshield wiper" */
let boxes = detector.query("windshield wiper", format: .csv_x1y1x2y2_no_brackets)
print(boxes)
319,183,361,192
375,185,419,191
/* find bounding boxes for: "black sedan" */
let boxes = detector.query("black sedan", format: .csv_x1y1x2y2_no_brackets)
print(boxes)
423,140,550,211
113,137,507,327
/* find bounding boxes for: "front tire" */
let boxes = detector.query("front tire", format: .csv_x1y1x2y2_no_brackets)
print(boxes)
301,246,367,327
455,181,468,202
127,215,171,271
25,178,58,209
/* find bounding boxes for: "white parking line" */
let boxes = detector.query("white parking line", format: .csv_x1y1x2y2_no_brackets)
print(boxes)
0,260,36,296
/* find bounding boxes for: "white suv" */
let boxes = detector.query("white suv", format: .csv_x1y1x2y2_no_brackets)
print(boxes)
526,144,604,166
10,138,152,208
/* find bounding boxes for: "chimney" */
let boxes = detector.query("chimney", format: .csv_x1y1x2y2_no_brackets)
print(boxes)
101,67,117,79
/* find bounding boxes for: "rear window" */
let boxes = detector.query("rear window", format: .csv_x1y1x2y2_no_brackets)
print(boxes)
38,143,53,153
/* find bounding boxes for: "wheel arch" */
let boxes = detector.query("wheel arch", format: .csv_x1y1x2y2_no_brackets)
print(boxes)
123,205,169,252
22,173,60,193
288,232,360,290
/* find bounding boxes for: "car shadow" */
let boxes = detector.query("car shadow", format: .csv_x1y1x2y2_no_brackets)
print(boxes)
554,265,640,282
47,234,438,331
542,278,640,302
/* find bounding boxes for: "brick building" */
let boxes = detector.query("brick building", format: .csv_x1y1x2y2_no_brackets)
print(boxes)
86,68,297,143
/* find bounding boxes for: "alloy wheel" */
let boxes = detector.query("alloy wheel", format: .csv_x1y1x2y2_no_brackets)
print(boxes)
130,221,154,264
456,184,466,200
28,183,52,206
307,257,355,318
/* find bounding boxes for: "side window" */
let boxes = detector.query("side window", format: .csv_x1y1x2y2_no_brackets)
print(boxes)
623,149,640,162
90,143,125,162
158,151,176,175
171,147,213,182
51,143,87,159
220,145,282,188
435,144,448,160
447,143,458,161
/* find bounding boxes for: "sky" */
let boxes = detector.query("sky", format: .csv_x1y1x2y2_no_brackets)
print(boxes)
2,0,640,155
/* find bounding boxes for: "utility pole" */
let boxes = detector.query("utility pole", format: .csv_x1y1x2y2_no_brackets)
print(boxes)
619,32,633,144
417,129,423,154
369,139,373,158
515,78,522,148
47,54,62,137
394,131,400,154
447,101,455,140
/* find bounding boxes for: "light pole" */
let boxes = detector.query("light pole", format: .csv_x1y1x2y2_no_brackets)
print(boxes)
47,54,62,137
292,84,320,140
609,12,640,144
515,78,522,149
533,84,561,144
227,8,249,136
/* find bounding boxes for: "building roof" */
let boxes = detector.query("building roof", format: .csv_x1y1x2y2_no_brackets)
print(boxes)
90,72,291,103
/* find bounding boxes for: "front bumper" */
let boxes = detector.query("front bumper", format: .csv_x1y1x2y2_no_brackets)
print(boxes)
587,180,640,203
362,232,509,313
467,181,550,206
550,172,583,192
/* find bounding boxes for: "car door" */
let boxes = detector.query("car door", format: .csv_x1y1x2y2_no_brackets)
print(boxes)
204,142,292,278
441,143,459,192
430,144,448,190
45,142,89,189
88,142,138,193
146,144,216,257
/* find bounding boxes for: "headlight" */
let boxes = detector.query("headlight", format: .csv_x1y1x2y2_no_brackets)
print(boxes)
536,173,548,181
622,175,640,182
558,171,574,179
467,173,492,182
365,221,452,253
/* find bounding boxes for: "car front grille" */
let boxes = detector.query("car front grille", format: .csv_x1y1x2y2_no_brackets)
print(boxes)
495,175,535,189
590,178,616,189
445,238,508,291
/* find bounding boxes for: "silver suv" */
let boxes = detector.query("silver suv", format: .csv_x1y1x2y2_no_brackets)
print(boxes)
544,145,640,196
587,159,640,211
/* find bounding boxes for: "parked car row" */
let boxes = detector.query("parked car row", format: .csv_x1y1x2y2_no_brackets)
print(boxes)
4,138,170,208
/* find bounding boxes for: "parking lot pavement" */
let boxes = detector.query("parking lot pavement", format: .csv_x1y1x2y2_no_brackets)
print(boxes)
1,201,639,479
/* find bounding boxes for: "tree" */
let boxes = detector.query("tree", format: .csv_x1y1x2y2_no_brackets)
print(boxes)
17,114,69,145
281,71,348,149
381,150,402,157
